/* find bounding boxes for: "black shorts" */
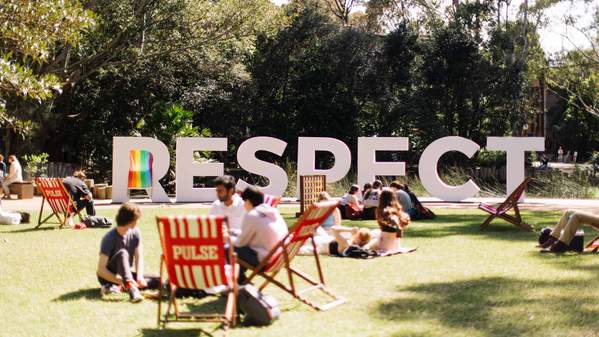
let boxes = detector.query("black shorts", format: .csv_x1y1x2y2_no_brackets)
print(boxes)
328,241,341,257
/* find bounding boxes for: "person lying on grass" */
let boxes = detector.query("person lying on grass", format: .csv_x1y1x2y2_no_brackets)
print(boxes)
96,202,157,302
539,209,599,253
365,189,411,255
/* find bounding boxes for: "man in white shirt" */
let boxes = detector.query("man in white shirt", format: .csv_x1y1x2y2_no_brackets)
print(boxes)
209,175,246,235
2,155,23,199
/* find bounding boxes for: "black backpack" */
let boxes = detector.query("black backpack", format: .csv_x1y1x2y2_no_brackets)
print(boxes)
238,284,280,326
83,216,113,228
343,245,378,259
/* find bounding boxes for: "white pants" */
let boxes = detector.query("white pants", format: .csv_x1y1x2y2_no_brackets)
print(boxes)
2,177,19,195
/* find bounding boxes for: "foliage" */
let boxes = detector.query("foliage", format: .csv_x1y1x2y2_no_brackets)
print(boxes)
22,152,49,178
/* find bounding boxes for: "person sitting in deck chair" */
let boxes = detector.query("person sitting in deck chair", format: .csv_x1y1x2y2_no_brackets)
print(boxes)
209,175,245,235
1,155,22,199
228,186,288,284
97,202,157,302
539,209,599,253
63,171,96,216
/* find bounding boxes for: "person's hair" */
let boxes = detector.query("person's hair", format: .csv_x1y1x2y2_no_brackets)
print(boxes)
363,183,372,191
348,184,360,195
351,228,372,247
8,155,16,160
73,170,86,180
240,186,264,207
213,175,236,190
372,180,383,189
377,189,410,236
389,181,404,190
318,191,331,202
116,202,142,227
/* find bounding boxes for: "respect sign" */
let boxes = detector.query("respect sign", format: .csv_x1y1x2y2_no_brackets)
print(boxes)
112,136,544,203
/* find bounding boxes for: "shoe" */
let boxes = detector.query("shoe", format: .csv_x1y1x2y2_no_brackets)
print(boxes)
538,236,557,249
100,284,121,297
128,285,144,303
541,240,570,254
204,285,228,295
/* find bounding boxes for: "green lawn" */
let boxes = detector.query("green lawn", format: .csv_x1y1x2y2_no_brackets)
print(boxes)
1,206,599,337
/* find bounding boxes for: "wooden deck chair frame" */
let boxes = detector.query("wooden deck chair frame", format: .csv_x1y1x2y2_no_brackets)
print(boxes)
478,177,532,231
238,200,345,311
235,191,281,208
584,223,599,253
35,177,83,229
156,215,238,335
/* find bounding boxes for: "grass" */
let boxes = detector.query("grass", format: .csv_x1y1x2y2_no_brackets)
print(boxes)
2,206,599,337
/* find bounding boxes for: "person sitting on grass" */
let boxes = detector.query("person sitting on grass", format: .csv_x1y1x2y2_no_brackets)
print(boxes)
540,209,599,253
389,181,418,219
229,186,288,284
317,191,342,234
209,175,245,235
97,202,156,302
341,185,363,219
362,180,383,220
362,182,372,201
63,171,96,216
366,189,410,254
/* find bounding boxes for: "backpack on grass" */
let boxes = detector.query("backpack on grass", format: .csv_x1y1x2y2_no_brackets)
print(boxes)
238,284,280,326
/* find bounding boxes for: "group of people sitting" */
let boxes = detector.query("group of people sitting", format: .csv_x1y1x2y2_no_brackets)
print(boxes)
95,176,290,302
94,175,416,302
339,179,429,221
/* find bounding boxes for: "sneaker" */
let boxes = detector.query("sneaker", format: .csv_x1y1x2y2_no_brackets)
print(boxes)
100,284,121,297
128,285,144,303
204,285,228,295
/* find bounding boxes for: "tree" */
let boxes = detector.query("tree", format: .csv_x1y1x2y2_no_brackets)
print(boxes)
0,0,94,152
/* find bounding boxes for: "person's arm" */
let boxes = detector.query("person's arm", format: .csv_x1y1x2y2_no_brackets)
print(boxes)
97,254,121,284
232,215,255,247
134,242,146,288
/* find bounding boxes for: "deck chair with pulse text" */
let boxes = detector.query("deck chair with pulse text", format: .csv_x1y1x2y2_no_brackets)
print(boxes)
239,199,345,311
478,177,532,231
156,215,237,335
35,177,83,229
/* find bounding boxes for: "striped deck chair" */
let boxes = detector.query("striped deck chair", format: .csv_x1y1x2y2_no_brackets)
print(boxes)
264,194,281,207
236,191,281,207
35,177,82,228
156,215,237,334
478,178,532,231
128,150,153,197
239,200,345,311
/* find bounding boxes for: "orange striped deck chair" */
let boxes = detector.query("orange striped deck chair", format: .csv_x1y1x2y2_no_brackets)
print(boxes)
35,177,82,228
239,199,345,311
128,149,153,197
156,215,237,334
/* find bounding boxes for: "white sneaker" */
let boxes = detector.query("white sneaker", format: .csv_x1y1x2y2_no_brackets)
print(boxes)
100,284,121,297
204,285,228,295
128,286,144,303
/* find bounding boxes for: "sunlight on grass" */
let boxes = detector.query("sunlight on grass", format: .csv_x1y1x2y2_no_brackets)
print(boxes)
2,206,599,337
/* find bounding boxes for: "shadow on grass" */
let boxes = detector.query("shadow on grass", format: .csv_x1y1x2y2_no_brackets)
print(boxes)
140,328,216,337
0,226,56,234
53,288,102,302
373,276,599,337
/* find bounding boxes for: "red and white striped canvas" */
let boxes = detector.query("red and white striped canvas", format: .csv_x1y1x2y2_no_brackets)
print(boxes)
157,215,229,290
266,200,338,273
264,194,281,207
35,178,74,216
